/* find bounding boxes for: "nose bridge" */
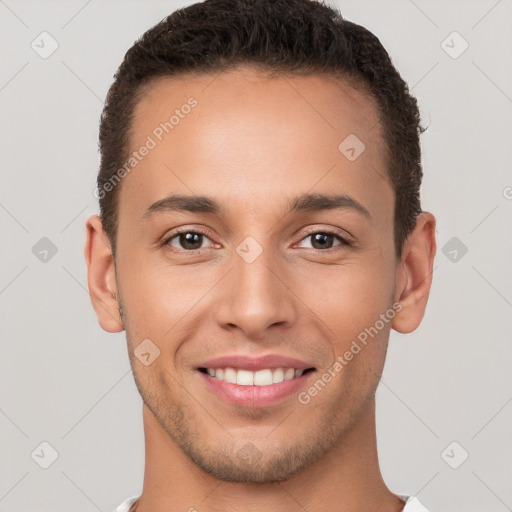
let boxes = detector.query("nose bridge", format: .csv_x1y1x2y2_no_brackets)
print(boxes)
215,234,296,336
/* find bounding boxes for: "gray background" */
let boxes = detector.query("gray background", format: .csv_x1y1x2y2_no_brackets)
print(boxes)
1,0,511,511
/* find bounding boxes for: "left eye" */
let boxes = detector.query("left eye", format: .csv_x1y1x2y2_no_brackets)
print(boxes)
165,231,213,251
297,232,350,250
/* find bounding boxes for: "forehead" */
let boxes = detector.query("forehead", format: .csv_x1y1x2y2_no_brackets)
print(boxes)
121,67,392,225
132,67,383,150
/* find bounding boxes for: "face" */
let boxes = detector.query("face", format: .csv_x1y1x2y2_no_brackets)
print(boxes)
113,67,398,482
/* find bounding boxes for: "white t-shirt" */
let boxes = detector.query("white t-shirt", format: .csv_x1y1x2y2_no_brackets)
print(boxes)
114,494,429,511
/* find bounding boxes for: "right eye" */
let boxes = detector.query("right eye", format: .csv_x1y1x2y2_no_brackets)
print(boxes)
163,228,216,252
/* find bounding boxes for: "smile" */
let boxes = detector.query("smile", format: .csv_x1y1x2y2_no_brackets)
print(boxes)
197,366,317,408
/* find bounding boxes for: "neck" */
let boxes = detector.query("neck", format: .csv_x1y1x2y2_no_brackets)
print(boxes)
133,398,405,512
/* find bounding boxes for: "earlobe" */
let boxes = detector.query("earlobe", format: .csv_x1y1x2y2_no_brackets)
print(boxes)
84,215,124,333
392,212,436,334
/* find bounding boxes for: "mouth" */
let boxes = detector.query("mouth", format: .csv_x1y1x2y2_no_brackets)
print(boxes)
195,355,317,408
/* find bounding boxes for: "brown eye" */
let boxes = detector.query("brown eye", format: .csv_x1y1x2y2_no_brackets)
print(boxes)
165,230,213,251
298,231,351,250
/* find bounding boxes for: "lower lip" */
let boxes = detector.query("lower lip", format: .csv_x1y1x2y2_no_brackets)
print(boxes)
198,370,315,408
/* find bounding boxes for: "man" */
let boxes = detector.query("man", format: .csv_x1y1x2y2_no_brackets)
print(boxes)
84,0,436,510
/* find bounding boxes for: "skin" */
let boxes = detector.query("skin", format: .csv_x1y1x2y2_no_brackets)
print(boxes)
85,65,436,512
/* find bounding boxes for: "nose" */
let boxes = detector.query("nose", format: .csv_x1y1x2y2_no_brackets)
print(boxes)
214,241,298,339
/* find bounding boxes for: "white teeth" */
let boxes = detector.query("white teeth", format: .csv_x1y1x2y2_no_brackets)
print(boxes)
205,367,308,386
254,369,273,386
236,370,254,385
273,368,284,384
224,367,237,384
284,368,295,381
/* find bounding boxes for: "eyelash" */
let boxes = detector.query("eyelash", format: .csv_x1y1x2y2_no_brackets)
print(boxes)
161,227,352,253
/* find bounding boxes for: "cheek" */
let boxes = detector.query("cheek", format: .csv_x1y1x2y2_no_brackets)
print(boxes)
296,259,395,342
117,259,214,351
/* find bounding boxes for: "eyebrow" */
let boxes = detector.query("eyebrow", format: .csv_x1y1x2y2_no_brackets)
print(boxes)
142,192,371,220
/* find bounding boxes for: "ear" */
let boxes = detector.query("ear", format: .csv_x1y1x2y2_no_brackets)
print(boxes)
84,215,124,333
392,212,436,334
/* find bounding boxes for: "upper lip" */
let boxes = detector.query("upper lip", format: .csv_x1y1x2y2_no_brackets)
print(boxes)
198,354,315,371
